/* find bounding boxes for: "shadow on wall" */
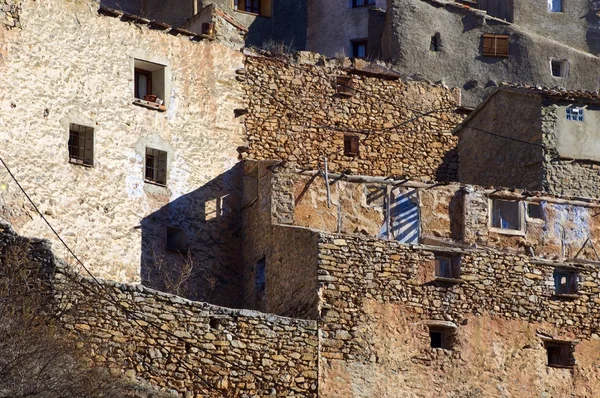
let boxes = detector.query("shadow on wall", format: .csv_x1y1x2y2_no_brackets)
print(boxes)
244,0,307,51
140,163,243,308
435,147,459,183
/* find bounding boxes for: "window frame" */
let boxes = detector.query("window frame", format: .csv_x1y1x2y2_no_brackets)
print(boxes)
134,68,153,100
550,59,569,78
548,0,563,13
145,147,168,186
553,268,579,297
434,254,461,281
344,134,360,157
489,198,525,235
482,34,510,58
68,124,94,167
427,325,457,350
526,202,544,221
566,106,584,122
233,0,272,16
351,39,368,59
544,339,576,368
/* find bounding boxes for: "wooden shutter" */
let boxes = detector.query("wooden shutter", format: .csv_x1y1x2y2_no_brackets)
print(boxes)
482,34,509,57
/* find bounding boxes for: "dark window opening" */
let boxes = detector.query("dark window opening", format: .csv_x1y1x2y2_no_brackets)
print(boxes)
135,68,152,100
428,327,455,349
344,135,359,157
167,226,187,252
234,0,271,16
68,124,94,166
545,341,575,368
430,33,441,52
551,59,568,77
133,59,166,107
255,257,266,303
351,40,367,58
527,203,544,220
434,255,461,280
482,34,509,57
554,269,578,295
145,148,167,186
352,0,376,7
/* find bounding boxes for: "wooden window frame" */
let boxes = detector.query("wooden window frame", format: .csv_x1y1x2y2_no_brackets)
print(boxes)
233,0,271,16
489,198,525,235
553,269,579,296
145,147,168,186
68,124,94,167
544,340,576,368
344,134,360,157
482,34,509,57
434,255,461,281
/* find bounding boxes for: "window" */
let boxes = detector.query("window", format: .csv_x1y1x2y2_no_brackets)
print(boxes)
336,76,356,97
490,199,523,232
166,226,187,252
255,257,266,304
482,34,509,57
430,33,441,52
527,202,544,220
352,0,376,7
134,59,166,107
68,124,94,166
351,40,367,58
566,106,584,122
428,326,456,349
545,340,576,368
548,0,562,12
434,255,461,280
344,135,359,157
554,269,579,295
550,59,569,77
145,148,167,186
233,0,272,16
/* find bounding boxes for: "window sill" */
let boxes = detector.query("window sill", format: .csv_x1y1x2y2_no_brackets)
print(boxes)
69,159,94,168
133,99,166,112
233,9,270,18
489,227,526,236
144,179,167,188
547,364,575,369
553,293,579,300
433,277,463,284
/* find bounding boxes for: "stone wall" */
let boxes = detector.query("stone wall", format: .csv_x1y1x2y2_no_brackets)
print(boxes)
241,54,463,181
317,233,600,397
458,90,544,191
0,0,20,28
0,0,246,306
0,218,319,397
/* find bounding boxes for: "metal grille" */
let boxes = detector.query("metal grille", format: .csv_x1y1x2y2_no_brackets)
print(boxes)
68,124,94,166
145,147,168,185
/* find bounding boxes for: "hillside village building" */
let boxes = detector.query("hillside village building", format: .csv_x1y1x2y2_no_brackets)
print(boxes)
3,0,600,397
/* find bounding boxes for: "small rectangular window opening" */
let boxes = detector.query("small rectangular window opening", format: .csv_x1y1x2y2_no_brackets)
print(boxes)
566,107,584,122
134,59,166,105
482,34,509,57
527,202,544,220
145,148,168,186
336,76,356,97
430,33,441,52
551,59,568,77
344,135,360,157
545,341,575,368
548,0,562,12
554,269,579,295
491,199,523,231
351,40,367,58
255,257,266,303
434,255,461,280
352,0,376,7
234,0,271,16
166,226,187,252
428,327,455,350
68,124,94,167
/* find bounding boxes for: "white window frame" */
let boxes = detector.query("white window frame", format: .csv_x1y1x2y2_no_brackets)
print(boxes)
489,198,526,236
550,59,569,78
566,106,584,122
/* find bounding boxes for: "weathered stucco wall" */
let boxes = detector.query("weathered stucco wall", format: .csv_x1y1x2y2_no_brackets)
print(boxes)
242,54,463,181
317,233,600,397
458,90,544,191
0,0,246,306
306,0,386,57
386,0,600,106
0,218,319,397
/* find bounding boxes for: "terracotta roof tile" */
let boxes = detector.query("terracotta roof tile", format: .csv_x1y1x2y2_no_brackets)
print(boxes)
500,82,600,102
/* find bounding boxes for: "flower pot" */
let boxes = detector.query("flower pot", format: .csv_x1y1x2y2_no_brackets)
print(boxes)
144,94,157,102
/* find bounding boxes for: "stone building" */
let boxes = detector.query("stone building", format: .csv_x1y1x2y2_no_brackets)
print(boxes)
379,0,600,106
456,84,600,199
99,0,307,50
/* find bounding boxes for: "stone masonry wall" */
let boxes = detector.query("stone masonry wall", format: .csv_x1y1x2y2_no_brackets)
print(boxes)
317,233,600,397
0,0,246,306
541,101,600,198
241,54,463,182
0,218,319,397
0,0,20,28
